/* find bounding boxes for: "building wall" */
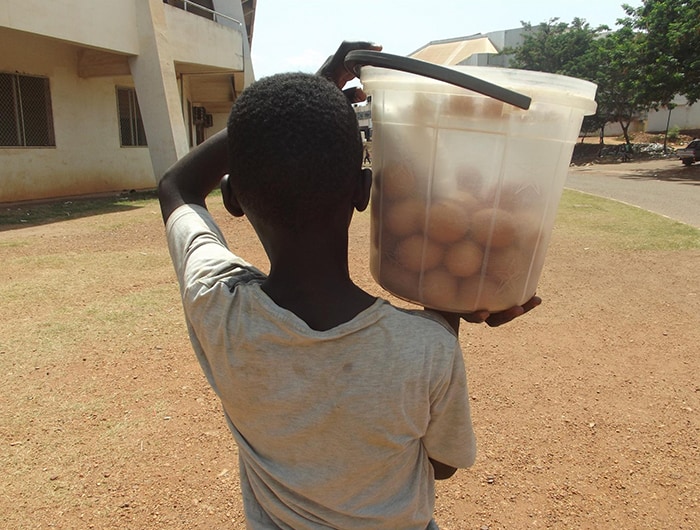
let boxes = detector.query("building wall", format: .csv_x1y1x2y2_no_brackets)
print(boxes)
164,5,244,70
1,0,249,204
646,96,700,134
0,30,154,203
0,0,139,55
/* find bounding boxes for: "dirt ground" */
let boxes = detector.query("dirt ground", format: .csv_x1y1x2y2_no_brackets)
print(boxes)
1,161,698,529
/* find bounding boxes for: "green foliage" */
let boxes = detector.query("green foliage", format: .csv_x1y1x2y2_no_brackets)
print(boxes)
505,1,700,144
507,17,607,79
667,125,681,140
590,25,649,145
622,0,700,105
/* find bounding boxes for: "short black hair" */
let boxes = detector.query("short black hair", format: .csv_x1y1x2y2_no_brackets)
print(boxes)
226,72,363,231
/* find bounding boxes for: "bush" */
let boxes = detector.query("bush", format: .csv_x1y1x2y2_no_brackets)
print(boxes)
668,125,681,141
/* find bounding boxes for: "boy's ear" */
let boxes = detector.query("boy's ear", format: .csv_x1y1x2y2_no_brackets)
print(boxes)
353,168,372,212
220,174,245,217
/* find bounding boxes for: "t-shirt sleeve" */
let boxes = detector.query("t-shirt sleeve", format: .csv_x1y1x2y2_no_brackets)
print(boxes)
164,204,264,297
422,344,476,469
164,204,265,398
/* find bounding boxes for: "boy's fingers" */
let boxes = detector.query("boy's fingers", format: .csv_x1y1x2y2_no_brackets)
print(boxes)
461,311,490,324
484,306,524,327
484,295,541,327
317,41,383,88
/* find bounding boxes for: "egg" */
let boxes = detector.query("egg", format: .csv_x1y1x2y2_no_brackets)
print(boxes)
444,240,484,277
484,247,528,283
458,276,508,312
383,198,426,237
425,200,471,244
420,269,459,309
496,182,546,212
447,94,476,117
377,260,419,301
412,93,440,123
395,234,444,273
470,208,516,248
479,98,504,119
453,166,484,197
379,163,417,200
512,211,544,252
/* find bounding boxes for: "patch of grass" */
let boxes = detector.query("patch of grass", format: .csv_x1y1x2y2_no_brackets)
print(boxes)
556,189,700,250
0,190,158,230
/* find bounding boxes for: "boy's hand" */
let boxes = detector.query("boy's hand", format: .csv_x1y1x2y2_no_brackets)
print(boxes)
462,295,542,327
431,295,542,334
317,40,382,102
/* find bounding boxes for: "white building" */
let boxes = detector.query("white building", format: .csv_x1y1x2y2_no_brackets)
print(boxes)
1,0,256,203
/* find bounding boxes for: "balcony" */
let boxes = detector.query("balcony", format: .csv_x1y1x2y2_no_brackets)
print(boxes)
163,1,243,27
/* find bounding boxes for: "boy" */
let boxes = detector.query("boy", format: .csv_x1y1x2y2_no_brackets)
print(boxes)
159,47,539,529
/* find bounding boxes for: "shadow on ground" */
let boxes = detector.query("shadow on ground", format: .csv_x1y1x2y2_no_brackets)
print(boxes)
619,162,700,185
0,190,158,231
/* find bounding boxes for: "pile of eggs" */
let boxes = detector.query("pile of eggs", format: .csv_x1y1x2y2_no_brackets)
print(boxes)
370,161,547,312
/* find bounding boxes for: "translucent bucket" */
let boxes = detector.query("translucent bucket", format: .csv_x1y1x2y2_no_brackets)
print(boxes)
361,65,597,312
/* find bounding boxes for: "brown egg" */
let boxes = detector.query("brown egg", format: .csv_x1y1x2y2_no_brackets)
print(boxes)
458,276,509,312
497,182,546,212
484,246,529,283
377,260,419,301
383,198,426,237
512,211,544,252
420,269,459,309
412,93,440,122
453,166,484,196
447,94,476,117
426,200,471,244
395,234,444,273
379,163,417,200
444,240,484,277
450,190,480,211
479,98,504,119
470,208,516,248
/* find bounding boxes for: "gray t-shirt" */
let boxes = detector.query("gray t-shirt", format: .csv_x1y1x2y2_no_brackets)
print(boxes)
166,204,476,529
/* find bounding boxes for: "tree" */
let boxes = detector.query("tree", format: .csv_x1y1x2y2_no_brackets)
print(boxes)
506,18,606,79
619,0,700,149
621,0,700,105
503,18,619,145
590,26,649,146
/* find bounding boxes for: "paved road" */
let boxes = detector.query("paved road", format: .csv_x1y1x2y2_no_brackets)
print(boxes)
565,158,700,228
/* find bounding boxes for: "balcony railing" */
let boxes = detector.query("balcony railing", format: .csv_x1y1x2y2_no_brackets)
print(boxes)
164,0,242,27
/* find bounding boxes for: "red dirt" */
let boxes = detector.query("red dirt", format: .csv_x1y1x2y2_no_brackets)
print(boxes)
1,180,698,529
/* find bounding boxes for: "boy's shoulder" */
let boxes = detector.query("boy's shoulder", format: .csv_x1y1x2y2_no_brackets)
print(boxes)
378,302,458,340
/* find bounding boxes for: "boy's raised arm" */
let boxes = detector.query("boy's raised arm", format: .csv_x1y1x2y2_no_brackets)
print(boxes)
158,128,229,223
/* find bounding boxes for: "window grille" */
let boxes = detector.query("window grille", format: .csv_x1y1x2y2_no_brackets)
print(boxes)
0,72,56,147
116,87,147,147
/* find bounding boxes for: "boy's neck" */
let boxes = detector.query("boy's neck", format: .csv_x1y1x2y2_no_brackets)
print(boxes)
261,239,376,331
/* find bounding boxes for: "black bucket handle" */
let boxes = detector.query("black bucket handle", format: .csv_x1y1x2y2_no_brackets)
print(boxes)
344,50,531,110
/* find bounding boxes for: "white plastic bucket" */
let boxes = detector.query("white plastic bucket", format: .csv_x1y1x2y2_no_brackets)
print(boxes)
361,64,597,312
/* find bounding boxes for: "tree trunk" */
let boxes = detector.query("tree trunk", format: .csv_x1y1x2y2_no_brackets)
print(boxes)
663,106,673,153
619,119,632,146
597,125,606,156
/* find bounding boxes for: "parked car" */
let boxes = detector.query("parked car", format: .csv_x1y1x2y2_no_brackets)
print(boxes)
677,139,700,166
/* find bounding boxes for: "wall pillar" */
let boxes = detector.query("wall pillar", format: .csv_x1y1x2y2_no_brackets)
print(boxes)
128,0,189,182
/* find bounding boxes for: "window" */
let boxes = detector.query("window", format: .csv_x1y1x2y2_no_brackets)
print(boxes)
116,87,147,147
0,72,55,147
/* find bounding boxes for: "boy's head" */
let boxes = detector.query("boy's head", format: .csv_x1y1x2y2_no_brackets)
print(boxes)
224,72,365,232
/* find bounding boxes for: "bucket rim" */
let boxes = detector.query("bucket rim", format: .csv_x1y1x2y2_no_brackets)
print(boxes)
360,64,598,115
